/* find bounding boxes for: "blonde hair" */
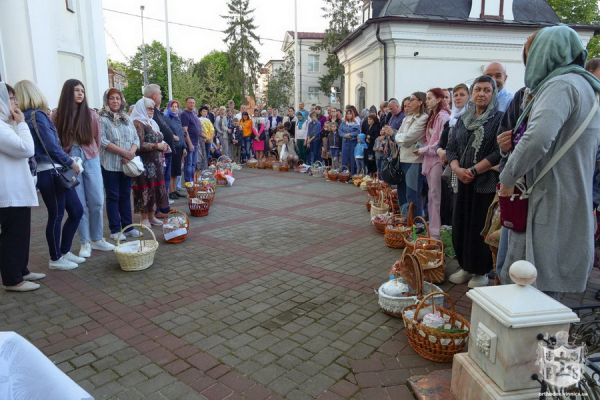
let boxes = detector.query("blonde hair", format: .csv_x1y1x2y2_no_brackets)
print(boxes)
14,80,48,111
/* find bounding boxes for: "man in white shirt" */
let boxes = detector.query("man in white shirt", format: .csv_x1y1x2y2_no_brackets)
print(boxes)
235,104,247,121
483,61,514,112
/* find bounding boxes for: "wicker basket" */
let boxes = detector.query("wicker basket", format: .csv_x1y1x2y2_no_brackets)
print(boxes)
265,151,277,170
272,162,281,172
409,238,446,284
370,193,389,218
294,159,307,173
352,168,364,186
325,167,338,181
338,166,350,182
384,213,412,248
279,163,290,172
378,278,445,317
402,292,470,363
114,224,158,271
196,187,215,205
366,173,385,196
311,161,325,178
257,157,266,169
162,210,189,243
189,196,210,217
184,172,205,198
371,212,392,234
247,158,258,168
404,216,431,253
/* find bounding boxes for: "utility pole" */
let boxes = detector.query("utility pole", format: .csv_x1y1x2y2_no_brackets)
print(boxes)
164,0,173,99
294,0,299,109
140,5,149,88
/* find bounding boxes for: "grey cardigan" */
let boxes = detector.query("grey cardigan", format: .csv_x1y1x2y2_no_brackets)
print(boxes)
499,74,600,293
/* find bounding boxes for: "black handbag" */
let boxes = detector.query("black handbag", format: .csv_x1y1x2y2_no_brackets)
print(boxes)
380,151,404,185
31,112,80,192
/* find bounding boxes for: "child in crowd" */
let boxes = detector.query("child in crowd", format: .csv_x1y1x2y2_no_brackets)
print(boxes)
231,118,243,163
280,133,298,167
374,129,388,175
273,123,286,157
210,137,222,159
354,133,368,173
328,122,341,168
305,111,321,164
321,121,331,166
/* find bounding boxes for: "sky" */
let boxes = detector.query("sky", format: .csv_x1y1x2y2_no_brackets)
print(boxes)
102,0,330,65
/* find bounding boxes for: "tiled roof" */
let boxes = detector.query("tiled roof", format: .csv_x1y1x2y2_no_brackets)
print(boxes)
286,31,326,40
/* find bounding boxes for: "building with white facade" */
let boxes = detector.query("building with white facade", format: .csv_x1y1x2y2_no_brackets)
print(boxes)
335,0,599,110
282,32,341,108
0,0,108,109
256,59,284,105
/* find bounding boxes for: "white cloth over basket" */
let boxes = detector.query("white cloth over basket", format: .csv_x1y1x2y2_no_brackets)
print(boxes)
0,332,94,400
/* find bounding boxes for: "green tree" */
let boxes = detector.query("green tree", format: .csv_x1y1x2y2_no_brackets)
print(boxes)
311,0,361,108
547,0,600,58
122,40,185,107
222,0,261,103
172,60,203,105
193,50,241,106
264,51,295,110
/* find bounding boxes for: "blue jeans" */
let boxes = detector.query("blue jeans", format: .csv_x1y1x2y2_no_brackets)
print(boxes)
184,145,199,183
397,162,423,217
355,158,364,173
496,227,508,283
37,169,83,260
376,157,384,175
71,146,105,244
242,137,252,162
341,139,357,174
101,168,133,235
205,142,212,162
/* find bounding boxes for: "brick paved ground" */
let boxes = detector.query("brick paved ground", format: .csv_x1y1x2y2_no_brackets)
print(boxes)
1,167,598,399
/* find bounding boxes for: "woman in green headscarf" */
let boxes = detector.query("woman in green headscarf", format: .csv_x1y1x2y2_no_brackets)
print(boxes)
499,26,600,297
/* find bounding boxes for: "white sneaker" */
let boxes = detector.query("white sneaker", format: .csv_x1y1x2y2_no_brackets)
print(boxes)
62,252,85,264
124,228,142,238
110,232,126,241
91,238,115,252
49,257,79,270
79,242,92,258
448,268,473,284
468,275,489,288
168,199,174,204
4,281,40,292
23,272,46,281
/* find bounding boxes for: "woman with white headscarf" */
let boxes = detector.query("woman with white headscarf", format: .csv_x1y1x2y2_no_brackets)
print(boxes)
0,82,43,291
130,98,169,228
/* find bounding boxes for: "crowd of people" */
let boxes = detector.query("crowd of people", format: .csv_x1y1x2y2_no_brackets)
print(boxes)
0,26,598,302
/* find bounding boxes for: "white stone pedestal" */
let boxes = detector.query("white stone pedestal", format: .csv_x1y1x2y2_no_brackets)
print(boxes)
451,353,540,400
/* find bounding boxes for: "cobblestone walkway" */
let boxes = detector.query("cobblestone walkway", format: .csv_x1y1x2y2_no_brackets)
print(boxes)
1,168,598,399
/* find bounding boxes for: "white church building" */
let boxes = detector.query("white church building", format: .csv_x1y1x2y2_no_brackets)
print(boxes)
334,0,599,109
0,0,108,109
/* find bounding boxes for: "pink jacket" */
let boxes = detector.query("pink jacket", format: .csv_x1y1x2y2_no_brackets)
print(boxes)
418,110,450,175
51,110,102,160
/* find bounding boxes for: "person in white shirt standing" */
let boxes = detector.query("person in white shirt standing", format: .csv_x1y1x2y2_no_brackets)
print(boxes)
0,82,44,291
484,61,514,112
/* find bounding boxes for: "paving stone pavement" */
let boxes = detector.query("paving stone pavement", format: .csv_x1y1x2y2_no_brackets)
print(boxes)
1,167,599,400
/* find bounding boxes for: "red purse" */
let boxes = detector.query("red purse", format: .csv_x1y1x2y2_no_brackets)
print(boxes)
497,181,528,232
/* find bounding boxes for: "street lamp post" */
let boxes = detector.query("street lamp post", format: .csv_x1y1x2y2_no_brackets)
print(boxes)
164,0,172,99
140,5,149,88
294,0,299,109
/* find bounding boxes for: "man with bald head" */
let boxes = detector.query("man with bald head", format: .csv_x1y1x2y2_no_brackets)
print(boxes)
483,61,514,112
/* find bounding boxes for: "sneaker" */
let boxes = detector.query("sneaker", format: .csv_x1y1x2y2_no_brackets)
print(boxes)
4,281,40,292
468,275,489,288
91,238,116,252
49,257,79,270
175,191,186,198
149,217,163,226
124,228,142,238
23,272,46,281
169,192,179,200
110,232,126,241
449,268,474,284
79,242,92,258
169,199,174,204
62,252,85,264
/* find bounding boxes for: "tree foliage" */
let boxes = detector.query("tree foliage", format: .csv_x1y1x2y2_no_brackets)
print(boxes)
264,51,295,110
222,0,261,103
311,0,361,107
546,0,600,58
172,60,203,106
193,51,241,106
122,41,185,107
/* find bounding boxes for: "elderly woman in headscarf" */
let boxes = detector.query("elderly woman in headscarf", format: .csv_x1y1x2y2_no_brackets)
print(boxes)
498,26,600,298
163,100,187,200
130,98,169,228
99,88,141,241
0,82,42,291
446,75,503,288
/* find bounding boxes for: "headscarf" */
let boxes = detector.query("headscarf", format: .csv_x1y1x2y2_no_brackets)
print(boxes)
460,77,498,162
98,88,129,124
296,111,306,129
164,100,179,118
449,105,467,127
515,26,600,130
0,82,11,124
130,98,153,126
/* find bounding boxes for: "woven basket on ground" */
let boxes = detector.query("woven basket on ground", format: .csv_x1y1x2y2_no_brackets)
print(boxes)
196,187,216,205
402,292,470,363
247,158,258,168
162,210,189,243
370,193,389,219
403,216,430,253
338,166,350,182
325,166,338,181
311,161,325,178
257,157,266,169
189,195,210,217
265,151,277,169
352,168,364,186
114,224,158,271
404,238,446,284
272,162,281,171
279,162,290,172
294,159,307,173
384,219,412,248
371,212,393,234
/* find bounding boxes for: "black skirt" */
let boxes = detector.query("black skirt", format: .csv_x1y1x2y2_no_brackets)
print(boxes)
452,180,494,275
171,146,184,177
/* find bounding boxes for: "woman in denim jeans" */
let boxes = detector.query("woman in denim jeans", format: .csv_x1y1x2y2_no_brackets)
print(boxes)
52,79,115,258
98,88,141,242
15,80,83,271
